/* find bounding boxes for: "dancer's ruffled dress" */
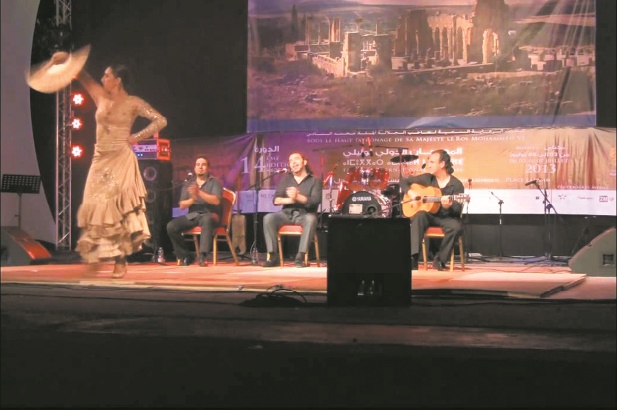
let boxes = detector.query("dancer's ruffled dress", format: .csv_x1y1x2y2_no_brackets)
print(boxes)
76,97,167,263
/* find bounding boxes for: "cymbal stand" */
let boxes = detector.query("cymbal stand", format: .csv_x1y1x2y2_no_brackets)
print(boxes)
317,147,326,230
312,146,335,230
318,172,334,229
325,172,334,212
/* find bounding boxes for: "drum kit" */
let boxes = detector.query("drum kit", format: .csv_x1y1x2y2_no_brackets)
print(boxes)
325,152,419,218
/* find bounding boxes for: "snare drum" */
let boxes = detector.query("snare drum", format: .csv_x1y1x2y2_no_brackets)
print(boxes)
341,191,391,218
368,168,389,191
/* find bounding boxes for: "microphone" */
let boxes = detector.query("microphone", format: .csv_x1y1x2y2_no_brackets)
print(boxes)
275,168,288,174
421,163,426,170
525,179,537,186
468,178,472,189
360,138,365,158
368,136,373,157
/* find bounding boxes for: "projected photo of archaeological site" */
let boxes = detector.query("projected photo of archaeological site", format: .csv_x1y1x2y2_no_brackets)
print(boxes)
247,0,597,132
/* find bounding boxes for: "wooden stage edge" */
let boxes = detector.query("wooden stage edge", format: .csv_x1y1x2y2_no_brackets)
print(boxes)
1,258,615,300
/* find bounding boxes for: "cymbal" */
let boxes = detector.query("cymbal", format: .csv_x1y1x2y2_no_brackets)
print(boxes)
390,154,419,163
27,45,91,94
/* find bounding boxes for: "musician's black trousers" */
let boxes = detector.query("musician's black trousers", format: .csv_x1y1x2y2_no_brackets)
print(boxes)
263,210,317,255
166,212,220,259
410,211,463,264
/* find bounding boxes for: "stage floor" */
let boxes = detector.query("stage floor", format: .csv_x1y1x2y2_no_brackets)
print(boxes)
3,255,615,408
2,255,614,300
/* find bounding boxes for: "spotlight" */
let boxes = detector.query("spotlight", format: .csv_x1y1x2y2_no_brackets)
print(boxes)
71,118,83,130
71,91,85,106
71,144,84,159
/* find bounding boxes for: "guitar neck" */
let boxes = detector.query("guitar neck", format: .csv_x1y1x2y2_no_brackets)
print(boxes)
420,194,466,203
421,196,442,203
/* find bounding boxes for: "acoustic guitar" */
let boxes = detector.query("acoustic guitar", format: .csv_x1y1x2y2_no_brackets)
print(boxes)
402,183,469,218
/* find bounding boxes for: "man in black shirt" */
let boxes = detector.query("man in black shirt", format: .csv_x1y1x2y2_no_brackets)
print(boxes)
400,149,465,271
262,151,322,268
167,155,222,267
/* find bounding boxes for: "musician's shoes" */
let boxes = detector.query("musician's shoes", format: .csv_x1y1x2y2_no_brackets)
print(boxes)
178,255,193,266
432,257,446,271
294,252,307,268
198,253,208,267
262,253,280,267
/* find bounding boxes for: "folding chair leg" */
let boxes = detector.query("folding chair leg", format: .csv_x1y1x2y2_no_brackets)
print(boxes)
225,233,239,265
277,232,320,267
193,235,200,259
277,235,284,267
213,238,218,265
313,233,320,267
459,237,465,272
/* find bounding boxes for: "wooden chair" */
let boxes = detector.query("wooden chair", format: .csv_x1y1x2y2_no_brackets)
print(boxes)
183,188,239,266
277,224,320,267
421,227,465,272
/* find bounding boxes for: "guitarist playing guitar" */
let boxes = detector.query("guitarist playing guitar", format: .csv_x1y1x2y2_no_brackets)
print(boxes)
401,149,466,271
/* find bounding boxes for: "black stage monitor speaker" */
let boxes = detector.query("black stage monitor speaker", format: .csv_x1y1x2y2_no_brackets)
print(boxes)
327,216,411,306
138,160,173,255
1,226,52,266
569,227,616,277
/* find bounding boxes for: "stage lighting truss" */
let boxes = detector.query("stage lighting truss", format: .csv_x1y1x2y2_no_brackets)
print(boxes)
55,0,73,252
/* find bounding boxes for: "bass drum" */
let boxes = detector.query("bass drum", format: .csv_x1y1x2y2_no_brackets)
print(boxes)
341,191,391,218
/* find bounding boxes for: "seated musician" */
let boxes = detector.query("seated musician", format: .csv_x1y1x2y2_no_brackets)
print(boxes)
401,149,465,271
262,151,322,268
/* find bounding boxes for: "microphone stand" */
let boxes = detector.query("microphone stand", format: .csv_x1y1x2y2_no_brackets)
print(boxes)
463,179,472,262
489,191,505,259
528,181,567,265
246,170,281,265
528,181,566,265
321,172,335,225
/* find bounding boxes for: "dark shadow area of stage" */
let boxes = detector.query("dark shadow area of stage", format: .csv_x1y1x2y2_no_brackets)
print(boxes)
2,283,615,408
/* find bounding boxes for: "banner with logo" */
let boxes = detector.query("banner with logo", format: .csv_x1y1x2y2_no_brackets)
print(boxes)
169,127,615,216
